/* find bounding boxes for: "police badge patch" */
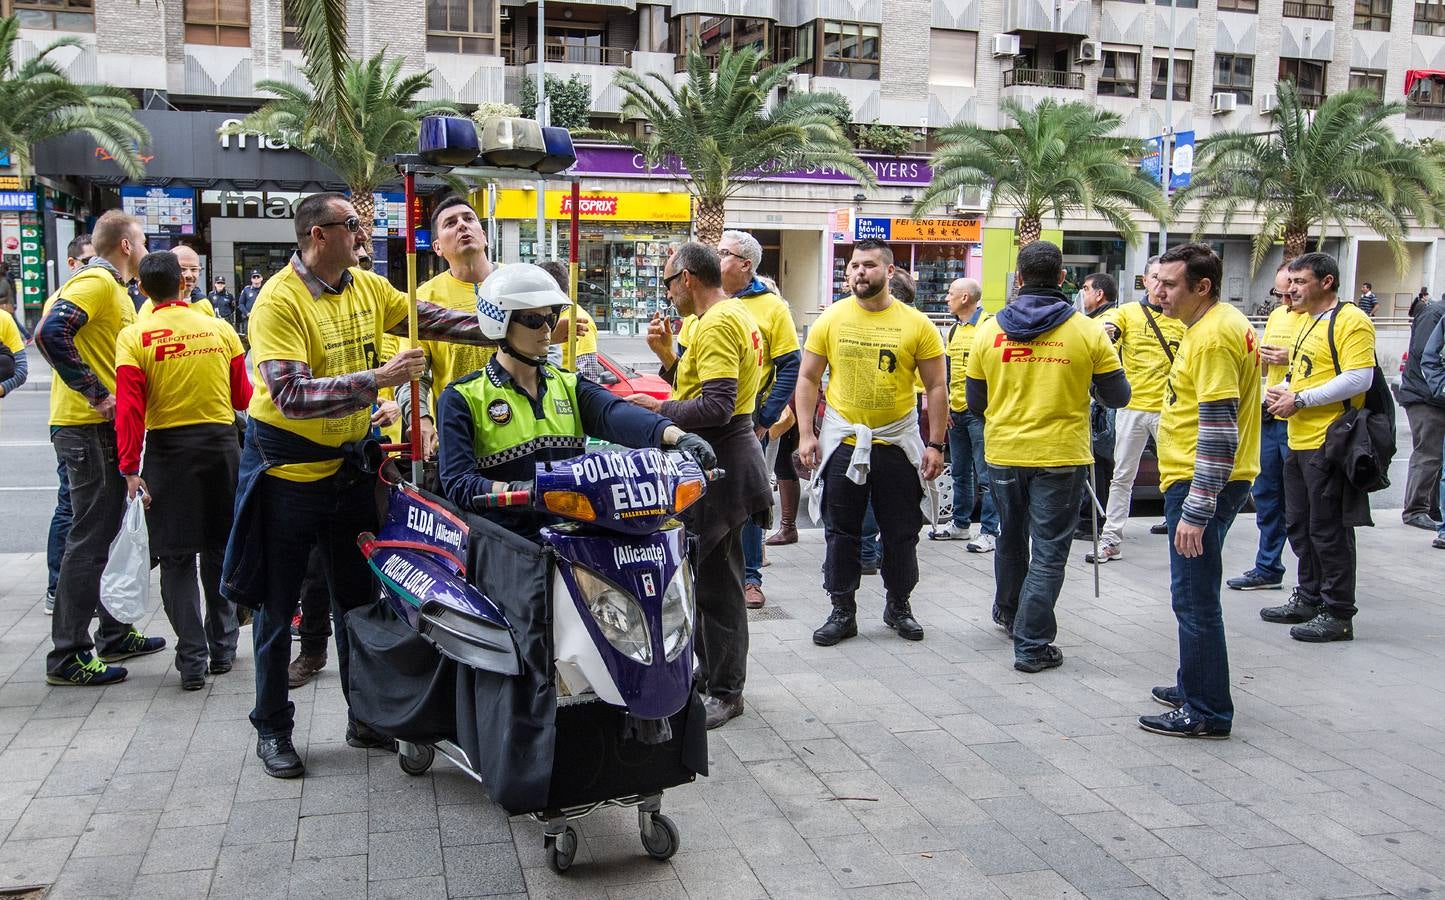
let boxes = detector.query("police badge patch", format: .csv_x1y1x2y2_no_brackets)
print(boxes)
487,399,512,425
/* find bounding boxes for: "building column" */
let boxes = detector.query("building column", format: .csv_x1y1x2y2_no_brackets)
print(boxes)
1124,238,1151,303
1339,235,1359,300
1427,238,1441,298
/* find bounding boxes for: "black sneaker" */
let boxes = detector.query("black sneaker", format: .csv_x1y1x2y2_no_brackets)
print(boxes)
1138,706,1230,739
882,598,924,641
860,561,879,576
180,673,205,691
990,604,1014,634
345,720,397,751
209,657,234,675
1227,570,1283,591
1260,590,1320,624
1290,612,1353,643
257,736,304,778
98,629,167,662
1014,646,1064,673
1149,522,1169,535
1151,685,1183,708
813,607,858,646
46,652,128,687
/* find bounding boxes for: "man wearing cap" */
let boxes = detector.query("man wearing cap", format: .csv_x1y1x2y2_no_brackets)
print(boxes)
209,275,236,327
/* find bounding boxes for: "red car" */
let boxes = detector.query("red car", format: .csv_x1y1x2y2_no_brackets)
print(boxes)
596,352,671,401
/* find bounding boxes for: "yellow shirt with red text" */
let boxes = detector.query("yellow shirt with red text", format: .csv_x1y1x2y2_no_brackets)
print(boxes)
115,303,243,430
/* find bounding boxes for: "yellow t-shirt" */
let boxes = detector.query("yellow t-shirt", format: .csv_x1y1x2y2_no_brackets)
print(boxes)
1102,301,1185,413
115,302,244,430
736,288,800,395
672,297,764,418
946,313,990,412
247,265,409,481
557,303,598,357
43,267,136,427
0,308,21,357
966,312,1121,467
138,297,216,319
1157,302,1263,492
803,296,944,430
1286,301,1376,451
418,271,495,402
376,333,404,445
1260,304,1304,387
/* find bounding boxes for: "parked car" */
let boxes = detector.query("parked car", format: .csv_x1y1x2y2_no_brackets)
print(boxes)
595,352,671,401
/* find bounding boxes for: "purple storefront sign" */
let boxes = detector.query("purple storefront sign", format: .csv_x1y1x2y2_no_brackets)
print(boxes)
571,144,933,187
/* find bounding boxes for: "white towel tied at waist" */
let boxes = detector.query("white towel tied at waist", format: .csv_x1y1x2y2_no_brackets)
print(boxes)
806,405,931,524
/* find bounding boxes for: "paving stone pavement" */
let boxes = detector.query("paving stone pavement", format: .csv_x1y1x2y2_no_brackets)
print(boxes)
2,514,1443,898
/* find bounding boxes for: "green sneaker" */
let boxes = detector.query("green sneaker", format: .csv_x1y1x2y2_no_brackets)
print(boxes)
98,629,167,662
47,652,128,686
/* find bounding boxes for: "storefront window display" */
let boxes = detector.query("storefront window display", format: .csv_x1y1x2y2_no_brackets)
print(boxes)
830,216,982,315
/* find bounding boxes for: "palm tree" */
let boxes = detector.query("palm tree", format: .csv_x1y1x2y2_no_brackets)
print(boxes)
1173,81,1445,270
0,15,149,179
221,51,459,226
914,98,1167,247
611,46,875,244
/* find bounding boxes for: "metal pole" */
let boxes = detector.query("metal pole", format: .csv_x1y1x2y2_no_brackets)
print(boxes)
566,180,580,369
534,0,547,264
1158,0,1178,254
404,170,423,485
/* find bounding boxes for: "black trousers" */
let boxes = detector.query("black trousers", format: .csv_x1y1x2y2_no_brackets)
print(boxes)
1283,448,1357,619
693,528,747,703
820,443,924,603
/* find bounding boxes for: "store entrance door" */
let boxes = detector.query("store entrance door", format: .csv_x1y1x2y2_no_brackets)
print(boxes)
1062,255,1104,299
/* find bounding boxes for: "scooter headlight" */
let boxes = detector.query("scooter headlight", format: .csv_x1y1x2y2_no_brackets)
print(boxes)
660,563,694,662
571,566,652,664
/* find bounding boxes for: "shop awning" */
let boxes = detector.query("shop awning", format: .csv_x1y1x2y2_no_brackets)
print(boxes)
1405,69,1445,95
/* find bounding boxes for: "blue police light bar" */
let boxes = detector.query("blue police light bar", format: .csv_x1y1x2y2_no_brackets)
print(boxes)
535,127,577,174
418,116,480,167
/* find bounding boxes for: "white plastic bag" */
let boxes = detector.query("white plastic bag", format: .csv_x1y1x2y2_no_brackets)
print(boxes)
101,494,152,622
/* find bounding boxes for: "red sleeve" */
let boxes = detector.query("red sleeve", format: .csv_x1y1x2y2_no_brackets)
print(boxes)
116,365,147,475
229,353,253,410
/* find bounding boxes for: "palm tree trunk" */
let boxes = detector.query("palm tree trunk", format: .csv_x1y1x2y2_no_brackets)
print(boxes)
694,197,726,246
1016,216,1041,248
351,189,377,237
1282,229,1308,262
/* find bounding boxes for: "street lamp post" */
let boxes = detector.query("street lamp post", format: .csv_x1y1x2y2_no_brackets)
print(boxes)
1158,0,1178,254
535,0,548,262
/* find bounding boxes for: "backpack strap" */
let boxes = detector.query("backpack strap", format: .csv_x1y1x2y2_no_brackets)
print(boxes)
1324,302,1350,414
1139,300,1175,363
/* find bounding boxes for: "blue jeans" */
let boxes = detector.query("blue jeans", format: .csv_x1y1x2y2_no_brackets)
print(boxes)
1165,480,1251,728
860,501,880,567
1249,418,1289,581
991,465,1087,660
46,459,73,596
742,435,769,586
948,411,998,534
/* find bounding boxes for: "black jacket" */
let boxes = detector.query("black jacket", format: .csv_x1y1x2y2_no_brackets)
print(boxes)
1318,406,1389,527
1399,299,1445,408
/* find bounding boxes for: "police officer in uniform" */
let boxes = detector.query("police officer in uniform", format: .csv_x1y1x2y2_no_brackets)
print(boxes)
438,264,714,536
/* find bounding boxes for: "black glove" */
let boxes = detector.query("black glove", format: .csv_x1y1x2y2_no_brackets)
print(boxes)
672,433,716,470
504,479,534,497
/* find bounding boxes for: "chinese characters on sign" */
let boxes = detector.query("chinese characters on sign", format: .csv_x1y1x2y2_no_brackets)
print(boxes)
841,216,982,244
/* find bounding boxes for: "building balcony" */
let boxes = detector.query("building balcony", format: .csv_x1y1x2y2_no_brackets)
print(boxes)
1003,0,1090,35
1283,0,1333,19
1408,101,1445,120
1003,67,1084,89
511,44,633,66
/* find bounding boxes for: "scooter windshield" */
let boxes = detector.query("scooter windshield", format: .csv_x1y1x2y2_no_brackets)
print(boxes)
534,448,706,536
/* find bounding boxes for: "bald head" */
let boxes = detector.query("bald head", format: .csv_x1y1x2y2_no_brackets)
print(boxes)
173,244,202,296
946,277,982,319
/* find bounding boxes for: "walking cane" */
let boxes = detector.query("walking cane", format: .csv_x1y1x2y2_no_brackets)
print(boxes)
1085,463,1105,599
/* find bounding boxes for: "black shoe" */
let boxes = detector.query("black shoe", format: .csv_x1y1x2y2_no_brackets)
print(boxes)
1260,590,1320,624
1151,685,1183,708
1434,537,1445,550
257,736,304,778
98,628,167,662
1227,570,1283,591
702,694,744,729
1290,612,1353,643
1404,513,1441,531
181,674,205,691
1150,522,1168,535
345,720,397,751
209,657,233,675
1137,706,1230,739
860,562,879,576
813,597,858,647
882,598,924,641
990,604,1014,634
1014,646,1064,673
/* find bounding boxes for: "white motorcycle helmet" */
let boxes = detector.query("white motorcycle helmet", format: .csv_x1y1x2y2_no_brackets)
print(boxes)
476,263,569,365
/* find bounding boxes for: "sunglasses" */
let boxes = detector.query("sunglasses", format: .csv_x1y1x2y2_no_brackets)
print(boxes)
1268,288,1288,298
317,215,362,234
663,269,688,289
513,310,561,330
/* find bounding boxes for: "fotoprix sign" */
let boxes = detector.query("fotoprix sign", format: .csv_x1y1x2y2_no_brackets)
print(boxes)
571,145,934,188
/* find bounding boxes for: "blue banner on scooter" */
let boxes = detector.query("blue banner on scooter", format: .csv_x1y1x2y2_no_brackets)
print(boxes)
378,484,469,574
537,448,706,536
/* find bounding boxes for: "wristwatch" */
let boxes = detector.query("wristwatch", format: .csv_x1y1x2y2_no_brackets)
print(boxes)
1293,394,1307,410
926,441,946,452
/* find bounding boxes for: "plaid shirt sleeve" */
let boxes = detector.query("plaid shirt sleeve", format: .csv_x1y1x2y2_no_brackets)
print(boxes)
399,301,494,345
36,300,109,404
257,358,379,420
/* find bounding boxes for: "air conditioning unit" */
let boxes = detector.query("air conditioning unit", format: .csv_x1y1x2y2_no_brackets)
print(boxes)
786,72,811,93
992,34,1020,58
1211,92,1238,114
953,185,989,212
1259,91,1278,113
1076,40,1102,64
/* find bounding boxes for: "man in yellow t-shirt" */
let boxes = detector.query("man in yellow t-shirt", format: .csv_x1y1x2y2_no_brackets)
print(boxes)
964,240,1129,674
115,251,253,691
0,304,26,414
1138,243,1260,740
536,259,601,380
933,277,998,550
795,240,946,649
1092,272,1187,561
718,229,802,609
1229,264,1302,592
34,210,167,687
223,191,494,779
629,242,770,730
1261,252,1376,644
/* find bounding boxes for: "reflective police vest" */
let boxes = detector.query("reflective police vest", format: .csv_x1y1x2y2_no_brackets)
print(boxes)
452,363,586,469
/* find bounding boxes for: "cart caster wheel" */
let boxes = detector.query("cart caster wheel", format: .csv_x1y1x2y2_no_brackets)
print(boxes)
546,826,578,874
640,813,679,861
398,743,434,776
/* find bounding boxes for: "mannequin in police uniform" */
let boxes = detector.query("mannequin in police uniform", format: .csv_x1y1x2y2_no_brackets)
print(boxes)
438,264,714,537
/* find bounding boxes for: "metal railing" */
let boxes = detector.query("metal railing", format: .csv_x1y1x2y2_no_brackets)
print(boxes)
1283,0,1333,18
513,44,632,66
1003,67,1084,89
675,52,724,73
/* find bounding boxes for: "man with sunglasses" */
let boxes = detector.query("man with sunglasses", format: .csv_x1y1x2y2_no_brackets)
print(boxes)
223,192,498,780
